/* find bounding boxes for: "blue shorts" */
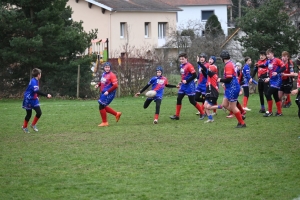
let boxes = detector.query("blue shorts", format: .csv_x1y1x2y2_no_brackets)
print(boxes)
178,83,195,96
22,98,40,110
196,84,206,94
98,90,116,106
224,85,240,102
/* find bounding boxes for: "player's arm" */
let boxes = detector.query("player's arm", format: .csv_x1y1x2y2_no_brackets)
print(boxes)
37,91,52,98
165,84,177,88
185,72,197,83
197,62,208,77
106,74,118,93
218,77,233,83
135,83,151,97
252,65,258,78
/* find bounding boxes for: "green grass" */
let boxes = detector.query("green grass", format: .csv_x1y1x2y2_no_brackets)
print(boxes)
1,94,300,200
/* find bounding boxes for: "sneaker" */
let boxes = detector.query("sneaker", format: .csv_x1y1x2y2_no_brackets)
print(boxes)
153,119,158,124
243,107,251,111
170,115,179,120
115,112,122,122
199,114,206,120
98,122,109,127
22,126,30,133
259,109,266,113
222,107,227,113
226,114,233,118
195,111,200,115
204,119,214,123
285,102,292,108
275,112,283,116
30,124,38,132
236,123,246,128
263,111,273,117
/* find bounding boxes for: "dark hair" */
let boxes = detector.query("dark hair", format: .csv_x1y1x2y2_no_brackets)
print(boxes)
259,51,266,56
220,50,230,59
266,48,273,54
199,53,207,60
32,68,41,77
244,56,251,62
178,52,187,58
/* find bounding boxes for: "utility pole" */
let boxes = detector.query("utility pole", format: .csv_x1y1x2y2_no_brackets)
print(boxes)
239,0,241,18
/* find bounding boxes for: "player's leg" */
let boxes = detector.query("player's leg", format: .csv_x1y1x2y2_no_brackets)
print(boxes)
273,88,282,116
242,86,250,110
170,93,185,120
188,95,205,119
30,106,42,131
153,99,162,124
264,86,274,116
229,101,246,128
143,98,153,109
22,109,32,133
295,93,300,118
98,104,109,126
258,82,265,112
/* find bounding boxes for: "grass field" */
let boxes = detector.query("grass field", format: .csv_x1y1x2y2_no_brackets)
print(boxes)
1,94,300,200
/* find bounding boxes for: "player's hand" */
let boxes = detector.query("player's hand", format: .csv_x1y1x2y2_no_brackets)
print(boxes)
249,78,252,83
272,72,277,76
291,89,298,95
182,80,187,84
47,94,52,98
264,78,270,83
104,91,108,96
217,78,221,82
95,84,99,89
135,92,140,97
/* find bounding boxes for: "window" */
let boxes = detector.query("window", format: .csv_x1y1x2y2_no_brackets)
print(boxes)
145,22,150,38
158,23,167,39
120,22,126,38
202,10,214,21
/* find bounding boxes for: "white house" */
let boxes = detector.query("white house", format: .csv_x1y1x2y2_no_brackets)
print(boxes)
160,0,233,36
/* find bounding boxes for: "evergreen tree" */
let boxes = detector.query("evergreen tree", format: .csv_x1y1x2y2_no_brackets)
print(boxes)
205,14,224,37
237,0,300,57
0,0,98,97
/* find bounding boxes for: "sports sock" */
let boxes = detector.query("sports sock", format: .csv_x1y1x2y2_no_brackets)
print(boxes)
100,109,107,123
276,101,282,114
32,116,39,126
243,96,248,108
154,114,159,120
175,105,182,116
237,102,245,114
267,100,273,113
195,103,204,115
105,106,117,116
234,111,245,125
286,94,291,104
23,120,28,128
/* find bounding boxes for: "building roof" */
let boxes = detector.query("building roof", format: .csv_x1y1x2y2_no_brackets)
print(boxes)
86,0,182,12
160,0,232,6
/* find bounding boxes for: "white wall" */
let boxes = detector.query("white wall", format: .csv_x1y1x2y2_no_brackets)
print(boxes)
177,5,228,36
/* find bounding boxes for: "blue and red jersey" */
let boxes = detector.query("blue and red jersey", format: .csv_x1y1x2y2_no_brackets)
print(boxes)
179,62,196,95
265,58,284,88
148,75,169,98
23,78,39,100
241,64,251,86
197,62,210,86
99,71,118,93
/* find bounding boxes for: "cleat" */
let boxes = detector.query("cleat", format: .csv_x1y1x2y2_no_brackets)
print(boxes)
226,114,233,118
98,122,109,127
22,126,30,133
153,119,158,124
243,107,251,111
30,124,38,132
242,115,246,120
115,112,122,122
222,107,227,113
263,111,273,117
275,112,283,116
204,119,214,123
199,114,206,120
195,111,200,115
170,115,179,120
236,123,246,128
285,102,291,108
259,109,266,113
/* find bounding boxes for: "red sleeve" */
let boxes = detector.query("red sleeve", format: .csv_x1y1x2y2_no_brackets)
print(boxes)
224,64,234,78
107,73,118,93
187,63,196,74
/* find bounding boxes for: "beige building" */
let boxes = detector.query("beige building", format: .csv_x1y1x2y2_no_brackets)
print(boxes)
67,0,181,58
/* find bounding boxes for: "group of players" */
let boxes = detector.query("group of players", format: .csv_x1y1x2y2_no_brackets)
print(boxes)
21,49,300,133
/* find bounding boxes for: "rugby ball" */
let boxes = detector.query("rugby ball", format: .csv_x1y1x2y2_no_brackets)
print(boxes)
145,90,157,98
